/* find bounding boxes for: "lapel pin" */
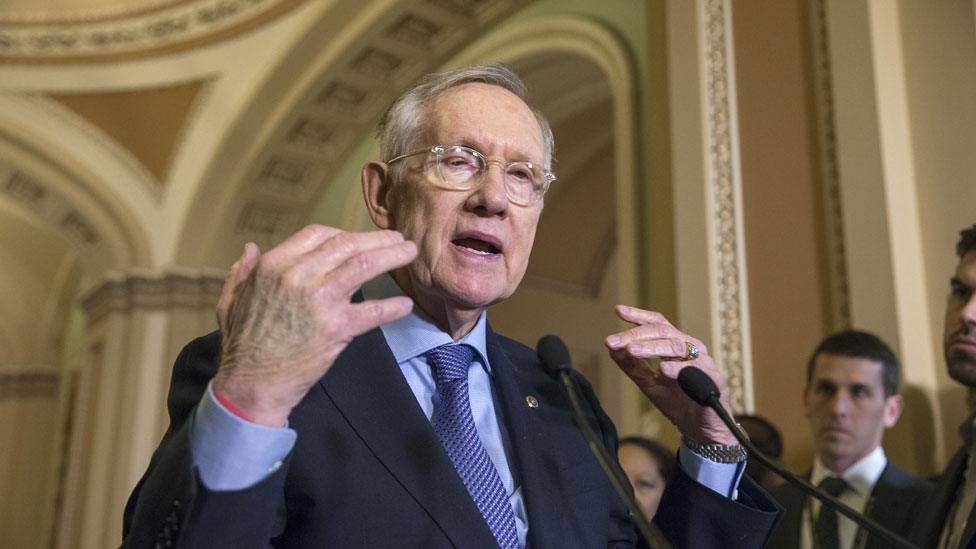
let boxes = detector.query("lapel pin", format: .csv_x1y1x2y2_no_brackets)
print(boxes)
525,395,539,408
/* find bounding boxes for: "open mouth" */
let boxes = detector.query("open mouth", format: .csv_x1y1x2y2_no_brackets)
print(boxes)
452,236,501,256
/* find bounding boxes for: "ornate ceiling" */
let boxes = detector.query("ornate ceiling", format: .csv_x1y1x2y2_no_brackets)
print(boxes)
0,0,619,365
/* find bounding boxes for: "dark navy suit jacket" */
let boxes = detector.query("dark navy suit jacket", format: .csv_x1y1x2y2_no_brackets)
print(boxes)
122,327,780,548
767,460,932,549
910,447,976,549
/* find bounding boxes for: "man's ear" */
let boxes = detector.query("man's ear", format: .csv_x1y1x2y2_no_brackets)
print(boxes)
362,161,393,229
882,394,903,428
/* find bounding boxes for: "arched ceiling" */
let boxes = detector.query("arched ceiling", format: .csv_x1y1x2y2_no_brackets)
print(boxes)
0,0,623,367
513,52,616,296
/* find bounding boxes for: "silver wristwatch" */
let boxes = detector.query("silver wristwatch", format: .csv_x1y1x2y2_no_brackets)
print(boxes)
682,436,748,464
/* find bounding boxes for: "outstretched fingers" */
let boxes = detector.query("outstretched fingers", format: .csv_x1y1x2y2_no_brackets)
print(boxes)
217,242,261,333
312,238,417,302
342,296,415,338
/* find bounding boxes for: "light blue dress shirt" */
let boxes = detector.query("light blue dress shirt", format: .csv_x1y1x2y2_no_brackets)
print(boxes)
188,274,743,546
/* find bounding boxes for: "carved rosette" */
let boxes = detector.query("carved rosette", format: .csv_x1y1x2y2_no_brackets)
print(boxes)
702,0,748,411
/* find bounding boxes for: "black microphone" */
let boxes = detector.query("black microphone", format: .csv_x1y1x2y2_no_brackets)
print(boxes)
537,335,670,549
676,367,918,549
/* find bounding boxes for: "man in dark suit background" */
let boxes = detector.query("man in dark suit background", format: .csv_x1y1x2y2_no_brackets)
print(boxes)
911,224,976,549
768,330,931,549
121,63,780,548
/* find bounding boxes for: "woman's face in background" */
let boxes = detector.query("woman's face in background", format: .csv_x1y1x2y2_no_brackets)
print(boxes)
618,443,666,519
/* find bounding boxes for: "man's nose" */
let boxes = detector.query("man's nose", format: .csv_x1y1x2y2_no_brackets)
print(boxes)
963,292,976,327
471,162,510,213
828,392,850,415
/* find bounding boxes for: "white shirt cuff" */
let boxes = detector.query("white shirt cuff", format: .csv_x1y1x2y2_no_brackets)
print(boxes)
678,444,746,499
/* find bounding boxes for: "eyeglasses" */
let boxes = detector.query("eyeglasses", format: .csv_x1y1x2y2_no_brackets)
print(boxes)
386,145,556,206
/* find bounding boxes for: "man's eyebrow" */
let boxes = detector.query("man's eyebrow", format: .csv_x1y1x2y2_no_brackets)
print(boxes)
950,277,973,289
454,137,537,163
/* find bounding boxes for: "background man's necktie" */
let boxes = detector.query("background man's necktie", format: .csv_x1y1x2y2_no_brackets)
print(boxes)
814,476,849,549
427,343,518,549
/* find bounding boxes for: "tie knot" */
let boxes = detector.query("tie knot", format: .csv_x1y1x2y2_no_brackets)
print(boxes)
426,343,476,385
818,476,848,497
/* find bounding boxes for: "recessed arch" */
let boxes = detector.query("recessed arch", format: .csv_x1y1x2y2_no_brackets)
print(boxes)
174,0,531,269
446,15,649,433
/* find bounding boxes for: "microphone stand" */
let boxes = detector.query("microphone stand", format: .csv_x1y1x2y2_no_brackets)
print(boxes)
556,370,671,549
693,381,918,549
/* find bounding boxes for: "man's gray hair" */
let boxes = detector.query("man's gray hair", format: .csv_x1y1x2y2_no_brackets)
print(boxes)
377,63,555,184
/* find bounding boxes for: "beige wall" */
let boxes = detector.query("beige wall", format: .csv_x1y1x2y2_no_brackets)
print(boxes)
892,0,976,459
0,384,59,549
732,0,831,473
731,0,976,476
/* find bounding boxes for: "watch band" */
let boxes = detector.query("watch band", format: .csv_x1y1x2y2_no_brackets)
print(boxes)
681,436,748,464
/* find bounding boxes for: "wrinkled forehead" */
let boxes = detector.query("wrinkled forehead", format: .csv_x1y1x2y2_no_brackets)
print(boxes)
422,83,546,162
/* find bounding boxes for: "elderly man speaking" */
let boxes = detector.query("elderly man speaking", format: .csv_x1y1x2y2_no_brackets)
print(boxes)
121,64,779,548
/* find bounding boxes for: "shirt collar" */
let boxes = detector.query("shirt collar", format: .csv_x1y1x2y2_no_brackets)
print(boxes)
361,274,490,369
811,446,887,497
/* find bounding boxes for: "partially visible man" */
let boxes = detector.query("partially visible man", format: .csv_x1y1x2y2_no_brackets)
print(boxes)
768,330,932,549
120,64,780,548
911,223,976,549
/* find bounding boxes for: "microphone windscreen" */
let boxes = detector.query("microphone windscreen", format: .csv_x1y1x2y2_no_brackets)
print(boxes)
677,367,720,406
537,334,572,377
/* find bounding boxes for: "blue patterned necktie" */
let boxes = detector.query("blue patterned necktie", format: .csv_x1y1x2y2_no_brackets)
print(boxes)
426,343,518,549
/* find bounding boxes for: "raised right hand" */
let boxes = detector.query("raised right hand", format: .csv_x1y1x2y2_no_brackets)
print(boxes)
212,224,417,427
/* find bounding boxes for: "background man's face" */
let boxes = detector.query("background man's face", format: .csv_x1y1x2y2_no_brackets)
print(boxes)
803,354,901,472
945,250,976,386
389,83,544,316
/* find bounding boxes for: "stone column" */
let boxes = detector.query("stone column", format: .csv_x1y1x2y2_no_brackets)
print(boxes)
61,267,224,549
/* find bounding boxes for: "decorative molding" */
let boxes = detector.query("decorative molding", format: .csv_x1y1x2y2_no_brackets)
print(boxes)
702,0,750,411
0,163,105,255
810,0,851,330
0,365,59,399
0,0,297,62
80,266,225,326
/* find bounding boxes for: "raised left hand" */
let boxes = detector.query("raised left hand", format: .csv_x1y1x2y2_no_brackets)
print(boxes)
605,305,736,446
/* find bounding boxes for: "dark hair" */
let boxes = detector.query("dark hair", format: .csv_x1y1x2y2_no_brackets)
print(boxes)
618,436,675,479
957,224,976,257
734,414,783,459
805,329,900,397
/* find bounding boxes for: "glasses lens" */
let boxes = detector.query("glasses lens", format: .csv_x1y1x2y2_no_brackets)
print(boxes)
430,145,552,205
433,146,481,189
504,162,545,205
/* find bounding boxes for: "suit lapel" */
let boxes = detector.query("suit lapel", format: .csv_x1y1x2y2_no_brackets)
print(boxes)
911,448,969,547
958,454,976,548
485,328,571,549
864,463,905,549
317,327,497,547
